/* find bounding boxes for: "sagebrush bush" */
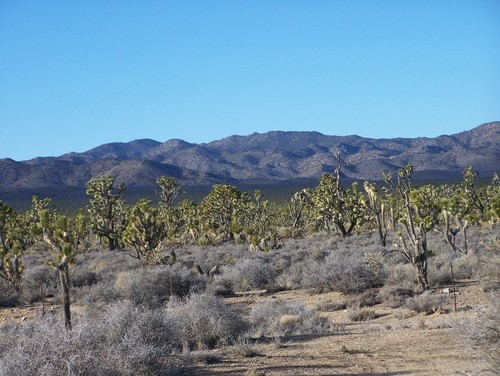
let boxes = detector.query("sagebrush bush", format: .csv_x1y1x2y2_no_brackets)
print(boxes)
301,249,382,294
166,292,247,350
0,301,190,376
427,251,476,287
249,298,330,337
379,285,414,308
226,337,263,358
219,258,277,292
347,289,382,308
384,263,418,292
18,257,58,304
316,300,347,312
274,261,306,291
405,291,445,314
459,291,500,373
114,264,205,308
347,307,377,322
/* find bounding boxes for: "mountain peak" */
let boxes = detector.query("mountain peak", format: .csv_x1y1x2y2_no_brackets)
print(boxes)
1,123,498,193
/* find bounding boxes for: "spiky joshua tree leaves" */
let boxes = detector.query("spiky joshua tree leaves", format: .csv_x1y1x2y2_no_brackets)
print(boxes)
31,201,90,329
312,155,364,237
123,199,168,264
200,184,244,244
86,175,127,251
156,176,182,211
362,182,389,247
0,201,23,293
384,163,440,291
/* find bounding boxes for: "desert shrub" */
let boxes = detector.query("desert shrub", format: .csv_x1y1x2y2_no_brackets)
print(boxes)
226,337,263,358
219,258,277,292
316,300,347,312
347,289,382,308
75,280,119,306
379,285,414,308
384,262,418,292
166,292,247,350
249,298,330,337
114,264,205,308
274,261,306,291
474,252,500,292
0,285,20,307
18,260,58,304
0,301,190,376
347,307,377,322
459,291,500,373
301,249,382,294
405,291,445,314
71,269,99,288
427,251,476,287
183,244,248,275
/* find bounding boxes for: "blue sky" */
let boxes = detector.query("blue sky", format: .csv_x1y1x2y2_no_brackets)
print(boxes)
1,1,499,161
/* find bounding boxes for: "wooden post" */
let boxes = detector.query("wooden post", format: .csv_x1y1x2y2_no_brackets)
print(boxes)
450,262,457,311
40,282,45,316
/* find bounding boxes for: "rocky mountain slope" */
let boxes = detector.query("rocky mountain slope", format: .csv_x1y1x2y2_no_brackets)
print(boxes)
1,122,498,193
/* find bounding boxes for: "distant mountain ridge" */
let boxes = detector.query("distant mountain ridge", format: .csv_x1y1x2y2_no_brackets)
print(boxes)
1,122,499,193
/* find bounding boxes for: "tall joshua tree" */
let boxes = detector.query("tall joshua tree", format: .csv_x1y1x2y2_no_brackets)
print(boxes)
32,203,89,329
384,163,440,291
86,175,127,251
0,201,23,293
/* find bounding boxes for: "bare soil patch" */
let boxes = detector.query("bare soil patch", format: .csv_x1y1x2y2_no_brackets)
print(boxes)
198,282,493,375
0,281,494,375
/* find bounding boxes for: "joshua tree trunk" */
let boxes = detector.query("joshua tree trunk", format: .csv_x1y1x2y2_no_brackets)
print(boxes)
57,261,72,329
414,252,429,292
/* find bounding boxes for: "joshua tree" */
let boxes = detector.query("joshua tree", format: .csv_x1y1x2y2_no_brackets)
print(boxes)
156,176,182,211
32,205,90,329
0,201,23,293
200,184,243,243
362,181,389,247
312,155,364,237
384,163,439,291
122,199,167,264
86,175,127,250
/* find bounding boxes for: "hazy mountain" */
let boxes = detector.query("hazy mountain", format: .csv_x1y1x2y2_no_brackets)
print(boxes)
1,122,498,194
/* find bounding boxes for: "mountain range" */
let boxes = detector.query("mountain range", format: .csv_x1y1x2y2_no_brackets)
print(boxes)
1,122,499,197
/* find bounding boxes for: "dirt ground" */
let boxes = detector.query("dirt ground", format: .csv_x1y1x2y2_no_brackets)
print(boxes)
198,282,495,376
0,282,495,376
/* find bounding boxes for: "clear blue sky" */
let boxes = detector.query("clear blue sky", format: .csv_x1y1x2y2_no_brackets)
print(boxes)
1,1,499,161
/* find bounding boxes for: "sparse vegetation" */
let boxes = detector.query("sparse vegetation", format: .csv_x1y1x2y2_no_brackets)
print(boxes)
347,307,378,322
405,291,445,314
0,165,498,374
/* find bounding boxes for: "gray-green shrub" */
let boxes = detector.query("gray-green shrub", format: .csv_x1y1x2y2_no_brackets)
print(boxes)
219,258,277,292
114,264,205,308
0,301,188,376
249,298,330,337
301,249,382,294
166,292,247,350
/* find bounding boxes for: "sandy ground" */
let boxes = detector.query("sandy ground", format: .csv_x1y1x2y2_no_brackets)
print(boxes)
1,282,495,376
197,283,495,376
